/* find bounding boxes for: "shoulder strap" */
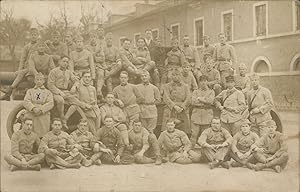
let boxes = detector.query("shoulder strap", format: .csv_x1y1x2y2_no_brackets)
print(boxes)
221,89,237,105
249,88,261,110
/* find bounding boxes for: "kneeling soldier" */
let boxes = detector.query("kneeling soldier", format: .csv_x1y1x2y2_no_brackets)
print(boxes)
4,118,45,171
158,118,201,164
252,120,289,173
38,118,83,169
122,120,162,165
230,119,259,168
198,118,232,169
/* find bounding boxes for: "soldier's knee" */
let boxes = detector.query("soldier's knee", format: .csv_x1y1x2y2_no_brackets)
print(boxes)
117,124,127,131
54,95,64,104
4,155,12,163
176,157,193,164
37,153,45,160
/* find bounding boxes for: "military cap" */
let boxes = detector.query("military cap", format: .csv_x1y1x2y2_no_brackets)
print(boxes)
105,32,113,38
240,119,251,125
198,75,208,82
52,31,61,37
30,27,38,33
65,31,73,37
36,41,48,48
225,75,235,83
35,72,45,79
89,31,98,38
74,35,84,41
250,73,260,80
203,35,210,40
239,63,247,69
265,120,276,127
171,68,182,75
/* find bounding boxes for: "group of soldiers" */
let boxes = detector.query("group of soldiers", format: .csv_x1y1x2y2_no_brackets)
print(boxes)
3,26,288,173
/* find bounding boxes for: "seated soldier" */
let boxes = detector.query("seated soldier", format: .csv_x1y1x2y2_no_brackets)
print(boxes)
119,38,138,76
92,116,125,164
198,118,232,169
4,118,45,171
181,61,198,92
47,56,87,127
100,93,129,146
204,56,222,96
121,120,162,165
234,63,250,95
28,42,55,79
38,118,83,169
230,119,259,168
23,73,54,138
252,120,289,173
70,119,101,167
69,35,95,80
45,31,68,66
67,71,101,134
190,75,215,148
158,118,201,164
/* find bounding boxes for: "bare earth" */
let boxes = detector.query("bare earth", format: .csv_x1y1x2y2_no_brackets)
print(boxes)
1,101,299,192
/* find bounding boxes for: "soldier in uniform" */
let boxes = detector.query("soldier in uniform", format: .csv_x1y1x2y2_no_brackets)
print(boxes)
92,116,125,164
234,63,251,95
99,93,129,146
144,29,156,60
70,119,101,166
113,71,144,126
136,70,161,133
96,24,106,50
121,120,162,165
181,61,198,92
165,38,185,83
3,28,40,100
104,32,123,93
67,71,101,134
69,35,95,80
190,75,215,148
247,73,274,137
181,35,201,79
162,69,191,136
119,38,138,76
201,35,215,65
213,33,237,87
28,42,55,78
230,119,259,168
64,31,76,57
252,120,289,173
46,31,68,66
38,118,83,169
4,118,45,171
23,73,54,138
205,57,222,95
215,75,247,136
158,118,201,164
198,118,232,169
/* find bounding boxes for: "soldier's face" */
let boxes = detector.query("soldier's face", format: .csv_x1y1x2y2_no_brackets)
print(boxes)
268,125,277,134
78,122,88,133
219,34,226,43
106,36,113,46
91,35,97,43
133,122,142,132
145,31,152,39
183,37,189,45
82,73,91,84
23,120,33,134
53,35,60,44
211,119,221,131
198,80,207,88
35,76,45,87
137,39,145,48
241,124,251,135
171,41,179,48
120,74,128,84
203,38,210,45
106,94,115,104
65,35,72,43
59,57,69,69
166,122,175,132
206,60,214,70
155,39,162,47
123,40,131,49
104,118,114,128
98,28,105,37
226,81,235,89
37,45,46,53
52,120,62,133
30,32,39,42
141,73,150,83
239,68,246,76
171,72,181,82
182,66,190,73
76,40,83,48
251,78,260,87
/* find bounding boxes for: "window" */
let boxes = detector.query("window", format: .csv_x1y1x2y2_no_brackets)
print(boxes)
171,23,180,40
194,17,204,46
289,53,300,71
254,2,267,37
293,1,300,31
221,10,233,41
133,33,141,47
251,56,271,73
152,28,159,40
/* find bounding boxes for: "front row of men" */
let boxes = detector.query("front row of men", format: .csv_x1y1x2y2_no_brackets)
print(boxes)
5,115,288,173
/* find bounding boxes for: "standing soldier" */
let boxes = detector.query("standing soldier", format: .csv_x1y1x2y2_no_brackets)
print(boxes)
213,33,237,87
190,75,215,148
86,31,106,99
113,71,144,125
252,120,289,173
162,69,190,136
247,73,274,137
64,31,76,57
181,35,201,79
198,118,232,169
2,28,40,100
234,63,251,95
4,118,45,171
46,31,68,66
104,32,123,92
158,118,201,164
181,62,198,92
136,70,161,133
165,38,185,83
23,73,54,138
119,38,138,76
205,57,222,95
69,35,95,80
215,75,247,136
28,42,55,78
144,29,156,60
202,35,215,65
96,24,106,50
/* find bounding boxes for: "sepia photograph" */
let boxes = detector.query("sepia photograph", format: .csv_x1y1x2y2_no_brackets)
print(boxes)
0,0,299,191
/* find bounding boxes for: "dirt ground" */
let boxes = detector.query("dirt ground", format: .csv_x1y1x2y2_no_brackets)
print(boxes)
0,101,299,192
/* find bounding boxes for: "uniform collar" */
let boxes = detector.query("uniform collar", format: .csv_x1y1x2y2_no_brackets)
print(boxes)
183,44,189,47
171,81,182,86
34,85,46,89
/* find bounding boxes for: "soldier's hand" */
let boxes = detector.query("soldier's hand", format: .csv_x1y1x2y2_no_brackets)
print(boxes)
93,143,100,152
174,105,182,113
114,155,121,163
136,151,144,157
60,91,66,98
256,147,264,153
250,107,260,114
32,107,40,115
21,158,29,168
236,152,244,159
266,156,275,163
74,144,83,151
183,151,189,158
